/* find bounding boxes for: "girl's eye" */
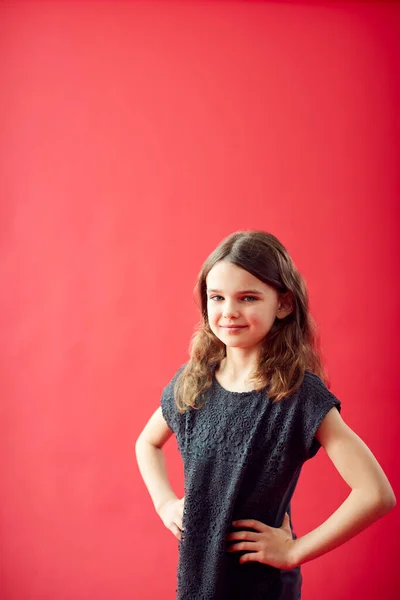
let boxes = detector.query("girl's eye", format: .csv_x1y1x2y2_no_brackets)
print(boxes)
208,296,258,302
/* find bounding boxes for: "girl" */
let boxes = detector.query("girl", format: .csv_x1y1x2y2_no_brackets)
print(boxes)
135,230,396,600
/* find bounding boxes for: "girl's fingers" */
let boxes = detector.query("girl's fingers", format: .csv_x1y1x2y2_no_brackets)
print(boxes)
231,519,268,532
227,541,258,553
179,497,185,519
239,551,263,564
226,531,258,542
171,523,182,540
282,513,291,530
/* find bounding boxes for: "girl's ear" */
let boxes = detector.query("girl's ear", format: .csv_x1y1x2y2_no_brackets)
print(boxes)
276,293,293,319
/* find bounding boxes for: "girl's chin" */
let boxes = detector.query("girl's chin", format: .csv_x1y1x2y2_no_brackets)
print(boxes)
217,335,265,350
221,340,257,349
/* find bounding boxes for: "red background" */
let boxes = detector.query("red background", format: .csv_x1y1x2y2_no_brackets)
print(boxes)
1,1,399,599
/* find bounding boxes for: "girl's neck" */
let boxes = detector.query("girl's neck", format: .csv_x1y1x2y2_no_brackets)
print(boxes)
215,357,258,393
218,348,260,380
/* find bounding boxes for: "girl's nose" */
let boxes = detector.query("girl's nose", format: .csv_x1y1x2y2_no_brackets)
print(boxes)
222,305,240,319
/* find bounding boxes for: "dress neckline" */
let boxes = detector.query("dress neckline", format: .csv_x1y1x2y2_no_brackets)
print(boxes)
212,367,266,397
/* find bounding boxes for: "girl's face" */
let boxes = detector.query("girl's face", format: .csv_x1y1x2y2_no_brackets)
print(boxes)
206,260,291,350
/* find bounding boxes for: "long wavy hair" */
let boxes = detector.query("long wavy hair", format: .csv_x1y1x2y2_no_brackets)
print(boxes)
174,230,328,411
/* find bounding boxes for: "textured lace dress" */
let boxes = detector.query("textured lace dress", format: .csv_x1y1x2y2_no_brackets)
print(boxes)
160,365,341,600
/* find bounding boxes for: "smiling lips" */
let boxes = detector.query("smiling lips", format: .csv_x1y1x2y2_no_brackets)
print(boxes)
221,325,247,328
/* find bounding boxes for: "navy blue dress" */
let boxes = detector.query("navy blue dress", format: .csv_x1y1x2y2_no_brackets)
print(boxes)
161,365,341,600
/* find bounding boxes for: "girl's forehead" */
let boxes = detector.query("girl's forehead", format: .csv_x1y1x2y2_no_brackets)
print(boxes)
206,261,266,290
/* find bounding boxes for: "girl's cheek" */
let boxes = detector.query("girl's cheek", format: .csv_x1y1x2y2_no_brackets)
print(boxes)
210,310,220,323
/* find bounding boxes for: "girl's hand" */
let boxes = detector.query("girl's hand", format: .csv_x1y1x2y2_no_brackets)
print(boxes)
158,497,185,540
226,513,297,570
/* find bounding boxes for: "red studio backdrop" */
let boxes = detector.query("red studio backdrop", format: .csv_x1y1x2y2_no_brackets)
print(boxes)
0,1,399,599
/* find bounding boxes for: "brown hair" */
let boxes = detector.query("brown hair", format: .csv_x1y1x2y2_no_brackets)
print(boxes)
174,230,328,411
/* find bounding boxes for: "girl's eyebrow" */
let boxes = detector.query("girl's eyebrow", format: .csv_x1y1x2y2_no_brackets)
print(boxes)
207,289,264,295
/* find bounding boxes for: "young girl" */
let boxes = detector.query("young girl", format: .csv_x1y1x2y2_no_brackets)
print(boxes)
135,230,396,600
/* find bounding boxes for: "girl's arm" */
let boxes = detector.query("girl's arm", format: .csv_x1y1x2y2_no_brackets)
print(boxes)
291,407,396,567
135,407,178,514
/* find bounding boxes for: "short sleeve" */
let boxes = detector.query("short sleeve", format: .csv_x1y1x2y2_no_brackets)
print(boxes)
160,364,186,438
299,371,342,460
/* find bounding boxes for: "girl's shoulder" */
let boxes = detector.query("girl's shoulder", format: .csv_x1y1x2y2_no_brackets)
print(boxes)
160,363,188,437
301,369,326,391
300,370,337,398
296,369,342,418
161,362,188,397
294,370,342,459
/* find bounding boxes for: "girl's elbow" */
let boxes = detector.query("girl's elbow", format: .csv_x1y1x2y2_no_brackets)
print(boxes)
381,489,396,513
134,432,146,453
374,487,396,516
